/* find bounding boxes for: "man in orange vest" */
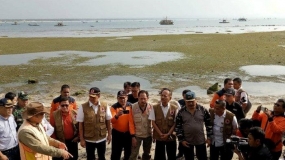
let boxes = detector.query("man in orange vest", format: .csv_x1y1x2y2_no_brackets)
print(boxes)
18,102,72,160
50,84,77,115
252,99,285,160
50,97,79,160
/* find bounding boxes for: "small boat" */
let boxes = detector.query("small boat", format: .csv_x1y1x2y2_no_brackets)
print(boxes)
159,17,173,25
219,19,229,23
28,23,39,26
54,22,66,26
11,22,19,25
238,18,247,21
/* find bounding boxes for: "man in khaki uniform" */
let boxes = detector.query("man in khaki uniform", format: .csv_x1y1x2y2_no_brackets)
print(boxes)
129,90,152,160
148,88,180,160
18,102,72,160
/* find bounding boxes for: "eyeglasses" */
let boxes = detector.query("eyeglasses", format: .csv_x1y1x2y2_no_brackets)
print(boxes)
60,104,69,108
274,103,281,107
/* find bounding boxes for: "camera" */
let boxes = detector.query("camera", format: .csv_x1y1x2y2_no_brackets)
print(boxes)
123,110,129,114
226,136,249,152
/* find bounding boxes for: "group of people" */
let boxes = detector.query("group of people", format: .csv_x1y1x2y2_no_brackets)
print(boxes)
0,78,284,160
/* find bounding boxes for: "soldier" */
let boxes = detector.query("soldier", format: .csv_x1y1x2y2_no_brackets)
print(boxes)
13,91,29,131
129,90,152,160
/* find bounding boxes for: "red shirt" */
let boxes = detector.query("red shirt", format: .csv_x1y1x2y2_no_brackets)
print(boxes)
50,111,74,140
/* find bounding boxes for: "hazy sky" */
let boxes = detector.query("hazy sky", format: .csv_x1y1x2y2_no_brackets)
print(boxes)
1,0,285,19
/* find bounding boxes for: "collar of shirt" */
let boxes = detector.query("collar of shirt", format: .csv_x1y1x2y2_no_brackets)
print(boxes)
89,101,101,107
215,110,226,118
0,114,11,120
160,102,170,108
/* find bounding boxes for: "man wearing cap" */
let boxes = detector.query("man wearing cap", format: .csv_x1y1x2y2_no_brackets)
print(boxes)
225,88,245,122
175,91,212,160
13,91,29,131
209,100,238,160
0,98,20,160
18,102,72,159
148,88,180,160
50,84,77,115
110,90,135,160
50,97,79,160
129,90,152,160
77,87,112,160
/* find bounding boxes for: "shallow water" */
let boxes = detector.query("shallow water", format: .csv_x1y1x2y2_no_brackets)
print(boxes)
0,51,183,66
240,65,285,76
86,75,156,95
242,81,285,97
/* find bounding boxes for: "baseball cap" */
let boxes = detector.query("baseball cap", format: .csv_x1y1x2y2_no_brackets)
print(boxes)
89,87,100,97
0,98,14,107
185,91,196,101
18,91,29,100
225,88,235,96
117,90,128,97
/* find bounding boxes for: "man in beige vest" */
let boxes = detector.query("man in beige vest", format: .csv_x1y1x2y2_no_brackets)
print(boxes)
77,87,112,160
50,97,79,160
18,102,72,160
148,88,180,160
129,90,152,160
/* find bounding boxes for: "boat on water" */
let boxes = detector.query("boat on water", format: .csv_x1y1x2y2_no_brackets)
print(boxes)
28,23,39,26
238,18,247,21
54,22,66,26
159,17,173,25
11,22,19,25
219,19,229,23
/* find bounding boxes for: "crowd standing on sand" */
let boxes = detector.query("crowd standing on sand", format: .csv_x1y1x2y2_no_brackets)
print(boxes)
0,78,285,160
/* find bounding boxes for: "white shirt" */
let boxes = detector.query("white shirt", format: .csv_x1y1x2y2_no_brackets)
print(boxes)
148,101,180,121
212,110,238,147
76,101,112,143
41,116,54,137
236,88,248,103
0,115,18,151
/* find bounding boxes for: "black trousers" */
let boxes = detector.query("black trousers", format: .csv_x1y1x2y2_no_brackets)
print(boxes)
111,129,132,160
154,140,176,160
53,139,78,160
86,140,106,160
210,145,233,160
177,142,184,156
1,145,20,160
271,151,282,160
183,143,207,160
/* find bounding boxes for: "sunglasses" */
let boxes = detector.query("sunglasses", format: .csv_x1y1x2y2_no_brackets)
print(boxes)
274,103,281,107
60,104,69,108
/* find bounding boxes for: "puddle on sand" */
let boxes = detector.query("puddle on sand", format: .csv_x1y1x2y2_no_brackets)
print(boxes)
0,51,183,67
86,75,156,95
240,65,285,76
242,82,285,97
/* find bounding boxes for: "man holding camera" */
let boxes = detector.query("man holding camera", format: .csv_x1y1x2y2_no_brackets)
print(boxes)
110,90,136,160
252,99,285,160
234,127,272,160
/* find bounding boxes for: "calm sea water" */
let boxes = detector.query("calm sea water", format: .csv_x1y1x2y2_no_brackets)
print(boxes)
1,18,285,37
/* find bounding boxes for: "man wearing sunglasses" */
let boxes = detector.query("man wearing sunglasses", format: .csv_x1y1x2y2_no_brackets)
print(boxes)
77,87,112,160
50,97,79,160
252,99,285,160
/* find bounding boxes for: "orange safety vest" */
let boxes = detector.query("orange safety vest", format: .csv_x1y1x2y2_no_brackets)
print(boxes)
18,120,52,160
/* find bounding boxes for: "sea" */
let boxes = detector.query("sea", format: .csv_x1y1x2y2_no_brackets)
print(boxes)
1,18,285,37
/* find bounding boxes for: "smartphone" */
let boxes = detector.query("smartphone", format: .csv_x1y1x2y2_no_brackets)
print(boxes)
123,110,129,114
261,106,267,112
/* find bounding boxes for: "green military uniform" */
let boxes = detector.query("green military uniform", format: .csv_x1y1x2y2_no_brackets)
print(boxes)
13,105,25,131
